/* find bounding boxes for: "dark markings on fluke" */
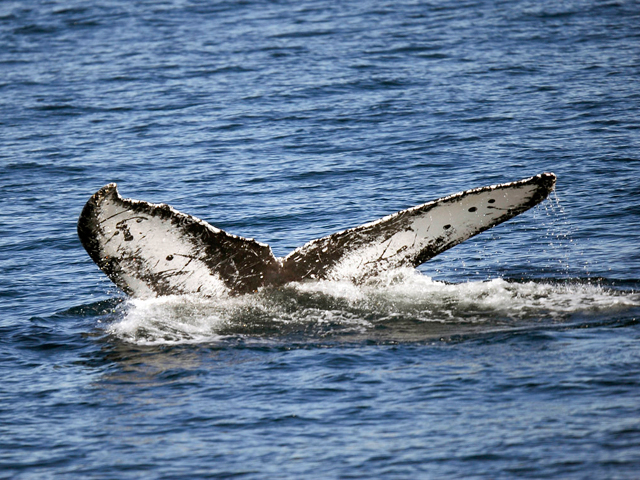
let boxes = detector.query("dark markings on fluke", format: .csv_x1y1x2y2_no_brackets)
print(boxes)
78,173,556,298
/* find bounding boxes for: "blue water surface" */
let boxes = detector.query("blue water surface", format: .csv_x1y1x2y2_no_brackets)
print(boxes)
1,0,640,478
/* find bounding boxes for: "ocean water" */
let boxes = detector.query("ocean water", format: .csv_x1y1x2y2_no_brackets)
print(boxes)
2,0,640,478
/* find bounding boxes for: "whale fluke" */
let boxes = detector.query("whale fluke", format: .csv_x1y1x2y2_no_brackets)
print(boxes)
78,173,556,298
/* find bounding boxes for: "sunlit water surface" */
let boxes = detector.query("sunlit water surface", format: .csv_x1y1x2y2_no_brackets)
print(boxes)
2,0,640,478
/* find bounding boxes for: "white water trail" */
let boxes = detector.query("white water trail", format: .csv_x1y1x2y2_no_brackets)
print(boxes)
108,269,640,345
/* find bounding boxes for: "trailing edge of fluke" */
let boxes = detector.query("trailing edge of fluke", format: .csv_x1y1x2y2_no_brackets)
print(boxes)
78,172,556,298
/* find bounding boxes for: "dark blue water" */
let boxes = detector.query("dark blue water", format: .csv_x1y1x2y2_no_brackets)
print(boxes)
2,0,640,478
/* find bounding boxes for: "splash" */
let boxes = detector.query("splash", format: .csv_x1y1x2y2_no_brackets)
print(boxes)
107,269,640,345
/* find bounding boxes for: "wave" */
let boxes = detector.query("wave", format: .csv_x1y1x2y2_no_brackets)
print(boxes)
106,270,640,346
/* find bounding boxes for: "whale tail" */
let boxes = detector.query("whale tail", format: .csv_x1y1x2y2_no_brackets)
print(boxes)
78,173,556,298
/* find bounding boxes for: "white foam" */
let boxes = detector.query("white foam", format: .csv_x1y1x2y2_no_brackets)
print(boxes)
108,271,640,345
109,295,230,345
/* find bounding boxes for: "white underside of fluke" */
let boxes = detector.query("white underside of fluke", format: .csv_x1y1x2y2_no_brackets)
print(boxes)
93,198,228,297
78,173,556,297
323,179,545,280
